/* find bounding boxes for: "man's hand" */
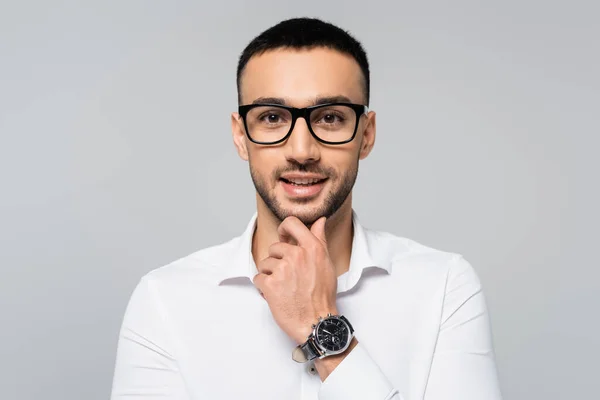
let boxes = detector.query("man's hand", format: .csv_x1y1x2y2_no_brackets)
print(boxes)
253,216,339,344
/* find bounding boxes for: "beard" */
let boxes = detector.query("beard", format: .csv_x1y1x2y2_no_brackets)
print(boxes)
249,156,359,226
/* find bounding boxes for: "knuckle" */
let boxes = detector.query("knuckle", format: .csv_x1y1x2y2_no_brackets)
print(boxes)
273,272,285,283
278,258,289,269
310,241,321,252
307,241,321,255
292,247,304,262
316,243,327,256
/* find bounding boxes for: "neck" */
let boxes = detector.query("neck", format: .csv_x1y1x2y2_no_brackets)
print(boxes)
251,196,354,278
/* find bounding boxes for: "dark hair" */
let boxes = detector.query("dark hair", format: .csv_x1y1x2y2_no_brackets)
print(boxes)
236,17,370,105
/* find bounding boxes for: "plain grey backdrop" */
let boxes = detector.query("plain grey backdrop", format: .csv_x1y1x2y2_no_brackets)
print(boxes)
1,1,598,399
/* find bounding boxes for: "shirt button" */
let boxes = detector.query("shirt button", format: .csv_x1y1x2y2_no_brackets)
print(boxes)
307,364,318,375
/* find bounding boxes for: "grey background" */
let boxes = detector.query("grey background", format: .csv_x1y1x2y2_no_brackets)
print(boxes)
1,1,598,399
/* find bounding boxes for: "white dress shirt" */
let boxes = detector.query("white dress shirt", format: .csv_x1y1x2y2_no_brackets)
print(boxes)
111,210,502,399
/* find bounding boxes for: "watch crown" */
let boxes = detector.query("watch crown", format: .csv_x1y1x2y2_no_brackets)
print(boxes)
311,324,316,329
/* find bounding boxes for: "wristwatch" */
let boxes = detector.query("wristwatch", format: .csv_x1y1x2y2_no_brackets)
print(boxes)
292,313,355,363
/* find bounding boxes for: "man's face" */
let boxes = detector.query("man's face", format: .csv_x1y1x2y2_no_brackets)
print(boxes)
232,47,376,226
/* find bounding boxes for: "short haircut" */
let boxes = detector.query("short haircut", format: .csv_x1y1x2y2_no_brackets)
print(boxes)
236,17,370,105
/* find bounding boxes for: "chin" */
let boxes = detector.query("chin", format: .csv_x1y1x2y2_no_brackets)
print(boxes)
277,205,326,226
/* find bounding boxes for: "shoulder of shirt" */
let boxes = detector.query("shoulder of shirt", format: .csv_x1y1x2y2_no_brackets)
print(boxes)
138,234,243,286
362,226,476,281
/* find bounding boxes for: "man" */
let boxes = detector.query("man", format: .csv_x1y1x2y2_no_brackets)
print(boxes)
111,17,502,400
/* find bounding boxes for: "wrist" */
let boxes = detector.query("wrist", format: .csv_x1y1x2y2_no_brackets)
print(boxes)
296,308,339,344
313,337,359,381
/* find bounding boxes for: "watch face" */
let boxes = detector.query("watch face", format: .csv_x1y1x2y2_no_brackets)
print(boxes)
315,317,350,352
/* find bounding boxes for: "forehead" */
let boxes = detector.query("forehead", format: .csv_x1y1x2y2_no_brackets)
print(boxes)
240,47,365,106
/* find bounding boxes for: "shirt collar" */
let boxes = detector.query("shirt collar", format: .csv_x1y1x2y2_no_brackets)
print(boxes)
216,210,392,292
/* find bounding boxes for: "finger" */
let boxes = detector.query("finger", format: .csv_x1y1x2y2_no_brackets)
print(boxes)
310,216,327,244
277,216,318,248
252,272,269,298
256,256,279,275
268,241,297,259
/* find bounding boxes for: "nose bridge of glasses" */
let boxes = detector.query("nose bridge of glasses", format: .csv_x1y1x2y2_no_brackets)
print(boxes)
289,108,315,140
290,106,313,126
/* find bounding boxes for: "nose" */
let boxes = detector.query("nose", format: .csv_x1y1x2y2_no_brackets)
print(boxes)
284,117,320,165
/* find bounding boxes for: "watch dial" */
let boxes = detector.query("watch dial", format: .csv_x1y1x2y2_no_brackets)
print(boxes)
316,318,350,352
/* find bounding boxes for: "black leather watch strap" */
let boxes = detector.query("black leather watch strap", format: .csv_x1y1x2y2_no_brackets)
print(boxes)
301,337,321,361
340,315,354,334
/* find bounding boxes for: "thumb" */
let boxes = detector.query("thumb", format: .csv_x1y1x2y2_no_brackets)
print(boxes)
310,216,327,244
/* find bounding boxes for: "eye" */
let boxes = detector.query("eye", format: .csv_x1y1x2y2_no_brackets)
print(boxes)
256,112,278,123
260,111,290,125
321,113,343,124
264,113,281,123
312,107,348,126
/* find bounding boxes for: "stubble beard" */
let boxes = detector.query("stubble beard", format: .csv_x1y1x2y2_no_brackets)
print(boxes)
249,157,359,226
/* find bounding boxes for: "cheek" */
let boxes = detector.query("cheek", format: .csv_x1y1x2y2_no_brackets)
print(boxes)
248,149,281,179
325,150,360,177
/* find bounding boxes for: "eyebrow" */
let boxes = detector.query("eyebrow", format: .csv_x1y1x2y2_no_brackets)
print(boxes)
251,95,354,106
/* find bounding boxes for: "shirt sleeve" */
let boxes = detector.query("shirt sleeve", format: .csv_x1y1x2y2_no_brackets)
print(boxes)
424,255,503,399
318,342,403,400
318,255,502,400
110,277,190,400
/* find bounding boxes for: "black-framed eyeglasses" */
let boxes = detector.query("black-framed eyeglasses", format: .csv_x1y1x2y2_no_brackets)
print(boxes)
238,102,369,145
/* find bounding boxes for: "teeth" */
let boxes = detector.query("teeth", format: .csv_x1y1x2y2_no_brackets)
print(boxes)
287,178,322,185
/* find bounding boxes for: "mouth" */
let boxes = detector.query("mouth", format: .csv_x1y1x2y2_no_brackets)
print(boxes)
279,177,327,186
279,177,328,198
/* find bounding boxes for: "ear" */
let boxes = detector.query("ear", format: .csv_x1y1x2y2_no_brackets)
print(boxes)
231,112,249,161
358,110,376,160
